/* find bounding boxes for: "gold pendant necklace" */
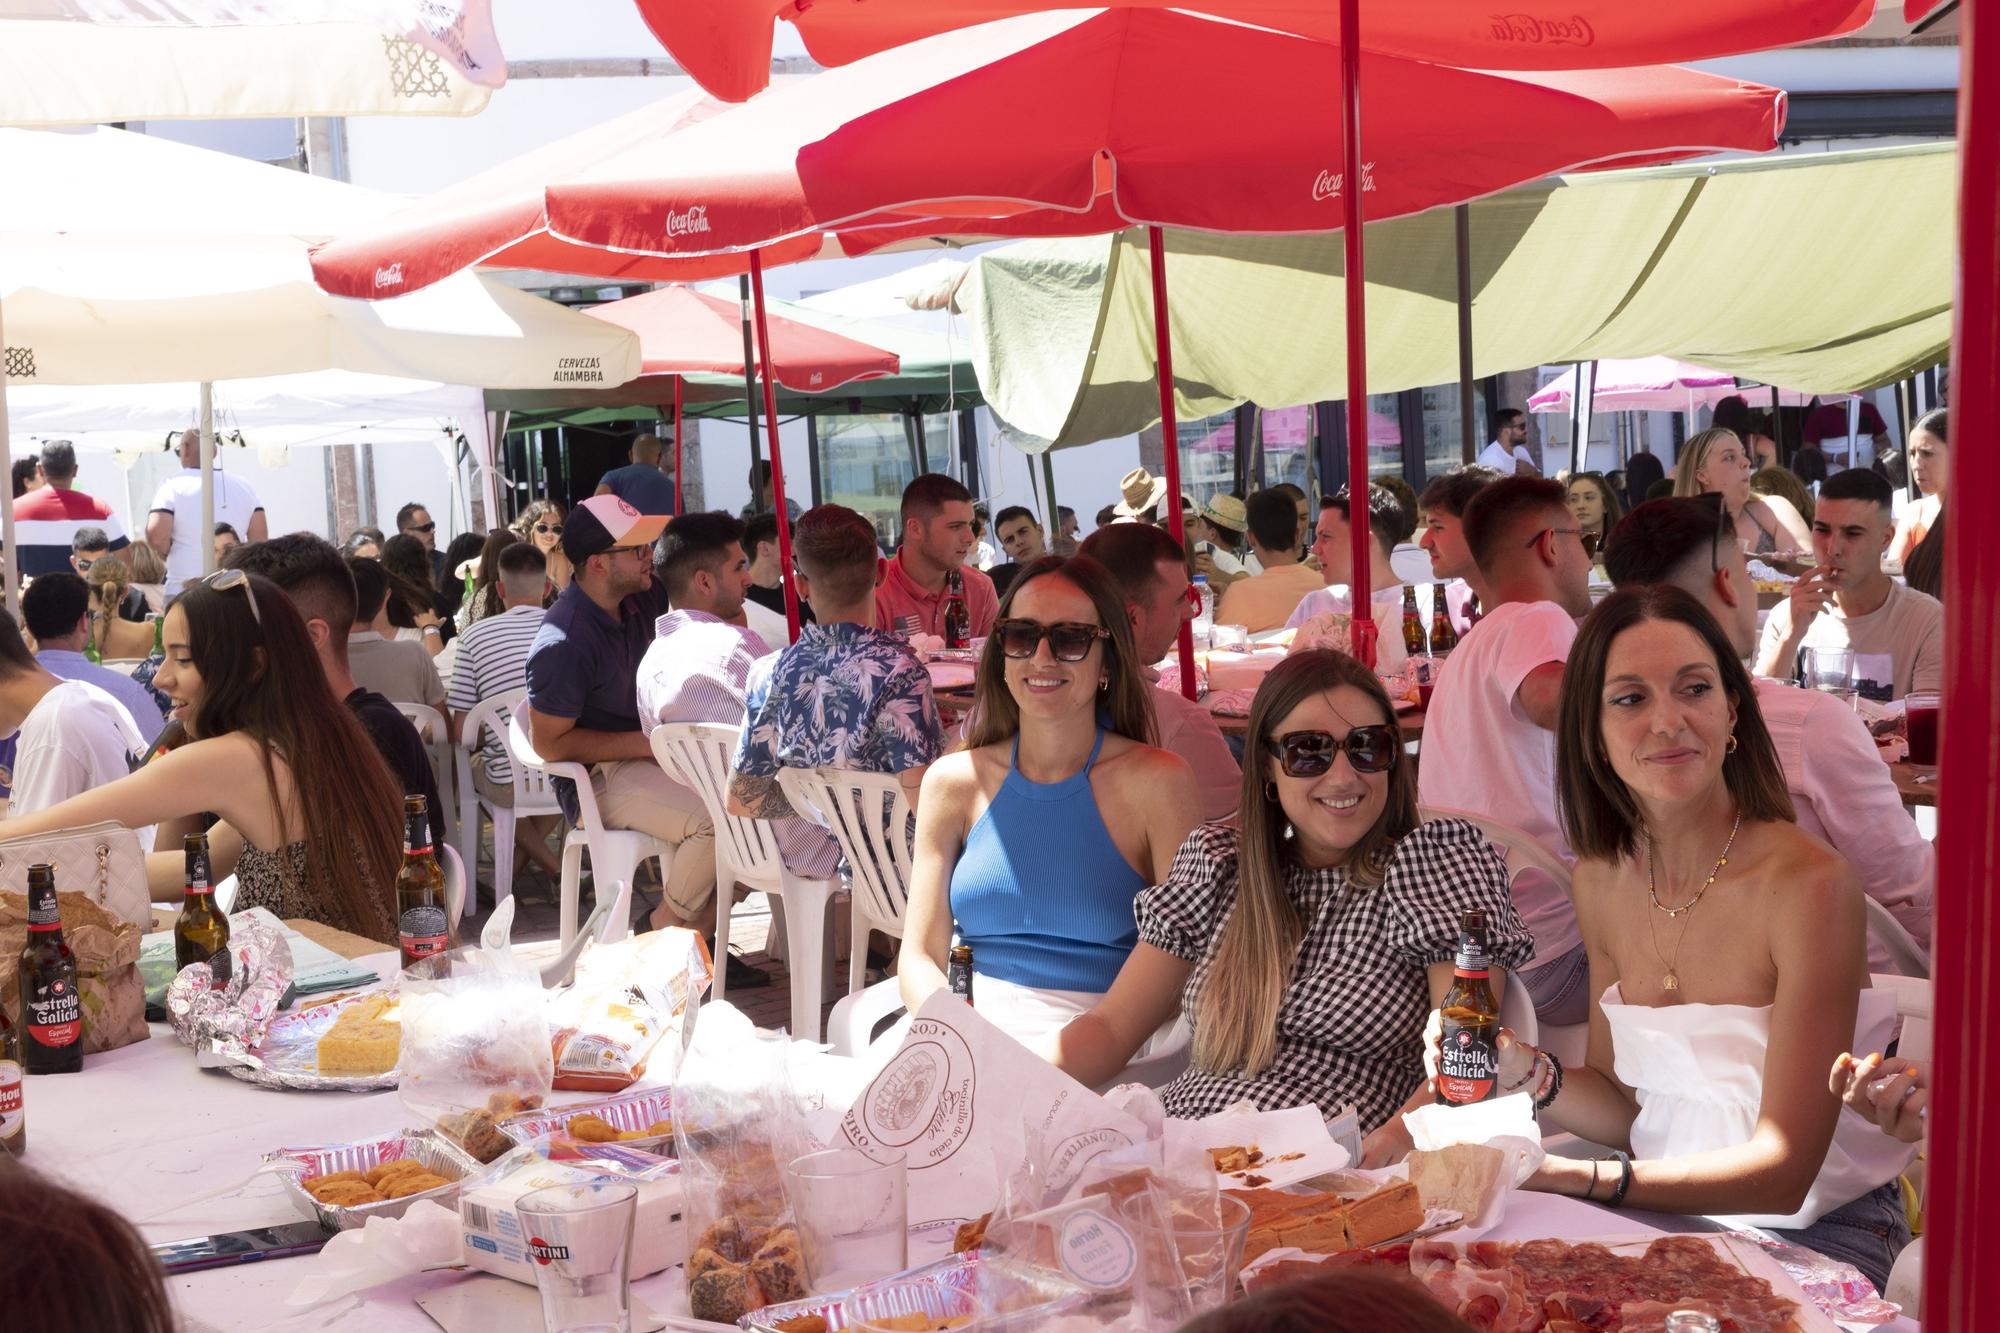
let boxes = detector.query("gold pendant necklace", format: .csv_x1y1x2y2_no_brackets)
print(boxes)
1646,810,1741,992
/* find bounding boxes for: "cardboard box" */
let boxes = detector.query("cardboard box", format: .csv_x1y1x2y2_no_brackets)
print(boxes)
459,1157,687,1285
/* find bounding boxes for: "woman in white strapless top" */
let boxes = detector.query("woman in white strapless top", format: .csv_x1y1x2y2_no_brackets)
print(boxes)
1430,585,1913,1289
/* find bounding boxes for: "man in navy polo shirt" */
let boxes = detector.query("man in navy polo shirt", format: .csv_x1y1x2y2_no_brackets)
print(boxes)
526,496,723,952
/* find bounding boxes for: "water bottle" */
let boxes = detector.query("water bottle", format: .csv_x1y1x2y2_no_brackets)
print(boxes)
1190,574,1214,650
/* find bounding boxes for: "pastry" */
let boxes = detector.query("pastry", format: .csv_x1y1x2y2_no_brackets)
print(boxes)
310,1170,369,1189
771,1318,829,1333
567,1113,619,1143
953,1212,991,1254
1342,1180,1424,1248
687,1264,759,1323
314,994,402,1076
685,1217,809,1322
381,1170,451,1199
1208,1144,1262,1174
1407,1143,1508,1219
307,1181,384,1207
364,1159,427,1187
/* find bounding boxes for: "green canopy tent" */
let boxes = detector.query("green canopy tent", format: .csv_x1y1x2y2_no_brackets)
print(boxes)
952,142,1953,451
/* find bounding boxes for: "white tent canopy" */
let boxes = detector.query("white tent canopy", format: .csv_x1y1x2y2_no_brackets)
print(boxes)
0,1,501,123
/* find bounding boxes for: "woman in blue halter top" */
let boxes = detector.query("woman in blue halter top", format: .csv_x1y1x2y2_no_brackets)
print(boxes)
902,556,1201,1046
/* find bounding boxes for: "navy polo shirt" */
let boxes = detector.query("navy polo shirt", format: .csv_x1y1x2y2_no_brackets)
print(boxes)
526,575,671,817
597,464,677,517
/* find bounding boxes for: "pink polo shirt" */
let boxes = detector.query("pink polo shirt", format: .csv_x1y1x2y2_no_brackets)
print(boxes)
873,552,999,640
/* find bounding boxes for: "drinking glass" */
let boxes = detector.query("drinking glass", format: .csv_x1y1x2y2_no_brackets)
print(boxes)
1801,646,1857,706
516,1180,638,1333
1117,1189,1251,1323
1905,690,1941,766
783,1148,908,1293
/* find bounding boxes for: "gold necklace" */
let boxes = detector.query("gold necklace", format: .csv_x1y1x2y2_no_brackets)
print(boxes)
1645,811,1741,992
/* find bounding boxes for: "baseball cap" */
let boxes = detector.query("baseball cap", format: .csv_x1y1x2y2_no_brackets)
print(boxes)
562,494,668,564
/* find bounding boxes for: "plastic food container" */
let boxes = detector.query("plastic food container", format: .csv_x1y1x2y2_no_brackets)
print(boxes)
497,1086,677,1155
266,1130,480,1231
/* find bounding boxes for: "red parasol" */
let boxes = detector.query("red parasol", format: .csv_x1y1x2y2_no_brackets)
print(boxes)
582,283,900,530
630,0,1871,103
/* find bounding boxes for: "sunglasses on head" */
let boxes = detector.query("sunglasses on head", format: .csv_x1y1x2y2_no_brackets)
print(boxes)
1264,725,1399,777
994,618,1108,663
200,567,262,624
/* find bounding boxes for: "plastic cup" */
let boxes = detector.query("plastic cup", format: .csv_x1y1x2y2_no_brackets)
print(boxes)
1906,691,1940,766
1117,1190,1251,1323
1210,623,1250,653
783,1148,908,1293
515,1180,638,1333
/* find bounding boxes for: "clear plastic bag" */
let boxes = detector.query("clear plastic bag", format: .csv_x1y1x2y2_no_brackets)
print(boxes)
396,931,553,1163
672,1002,813,1323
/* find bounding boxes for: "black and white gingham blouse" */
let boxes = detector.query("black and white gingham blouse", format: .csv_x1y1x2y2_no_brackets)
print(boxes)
1137,817,1535,1131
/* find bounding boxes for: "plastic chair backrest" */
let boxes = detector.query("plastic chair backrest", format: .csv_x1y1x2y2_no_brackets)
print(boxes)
463,686,559,809
439,843,467,926
1872,973,1932,1067
778,767,916,930
213,874,237,916
508,697,608,831
394,700,448,752
1863,896,1930,979
651,723,784,887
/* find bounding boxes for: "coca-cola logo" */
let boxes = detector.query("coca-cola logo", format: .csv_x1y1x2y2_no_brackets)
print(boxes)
1310,163,1377,203
373,262,405,289
527,1236,569,1265
663,204,711,240
1487,13,1596,45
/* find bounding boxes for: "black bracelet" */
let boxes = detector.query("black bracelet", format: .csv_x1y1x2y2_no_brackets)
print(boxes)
1534,1050,1564,1112
1602,1150,1633,1208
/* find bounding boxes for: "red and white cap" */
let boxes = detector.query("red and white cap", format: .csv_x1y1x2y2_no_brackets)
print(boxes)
562,493,669,563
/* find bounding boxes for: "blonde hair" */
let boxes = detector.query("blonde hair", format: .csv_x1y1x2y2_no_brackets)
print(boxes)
1673,428,1743,499
1193,651,1416,1079
122,541,167,585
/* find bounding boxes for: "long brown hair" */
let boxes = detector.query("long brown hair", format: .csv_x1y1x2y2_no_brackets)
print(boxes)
1556,586,1794,863
1179,1269,1473,1333
177,575,403,941
1196,650,1416,1078
470,527,517,621
962,555,1154,750
0,1159,176,1333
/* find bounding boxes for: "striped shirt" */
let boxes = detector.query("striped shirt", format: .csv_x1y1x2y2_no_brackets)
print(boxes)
446,604,546,783
638,610,836,875
14,487,127,577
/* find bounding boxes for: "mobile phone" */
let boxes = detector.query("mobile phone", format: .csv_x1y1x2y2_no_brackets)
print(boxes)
151,1220,333,1274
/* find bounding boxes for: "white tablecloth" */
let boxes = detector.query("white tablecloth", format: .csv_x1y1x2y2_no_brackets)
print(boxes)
22,953,1919,1332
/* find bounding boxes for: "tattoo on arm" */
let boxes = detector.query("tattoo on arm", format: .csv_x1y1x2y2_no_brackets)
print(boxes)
730,771,798,821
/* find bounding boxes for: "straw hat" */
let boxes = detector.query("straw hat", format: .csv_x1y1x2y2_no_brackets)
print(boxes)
1201,494,1247,533
1113,466,1169,519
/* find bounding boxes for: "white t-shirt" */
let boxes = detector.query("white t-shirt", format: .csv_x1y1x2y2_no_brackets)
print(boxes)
1285,582,1410,676
11,681,147,840
148,468,264,582
1478,439,1537,473
1416,599,1580,970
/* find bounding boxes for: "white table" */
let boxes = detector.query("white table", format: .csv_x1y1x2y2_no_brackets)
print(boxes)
26,959,1919,1332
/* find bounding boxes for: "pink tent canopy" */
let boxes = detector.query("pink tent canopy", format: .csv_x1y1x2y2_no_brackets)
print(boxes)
1526,357,1856,415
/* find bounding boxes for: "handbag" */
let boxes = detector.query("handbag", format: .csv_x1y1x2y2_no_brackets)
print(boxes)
0,819,151,1054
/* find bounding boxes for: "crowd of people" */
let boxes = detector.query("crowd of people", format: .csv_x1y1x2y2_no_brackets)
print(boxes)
0,400,1946,1299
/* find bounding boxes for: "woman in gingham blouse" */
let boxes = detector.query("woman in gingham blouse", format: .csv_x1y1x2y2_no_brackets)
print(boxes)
1043,650,1532,1158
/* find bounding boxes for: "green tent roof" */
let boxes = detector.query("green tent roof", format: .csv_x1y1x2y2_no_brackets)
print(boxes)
956,142,1953,450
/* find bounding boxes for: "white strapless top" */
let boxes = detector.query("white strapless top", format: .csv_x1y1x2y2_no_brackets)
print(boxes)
1602,983,1916,1228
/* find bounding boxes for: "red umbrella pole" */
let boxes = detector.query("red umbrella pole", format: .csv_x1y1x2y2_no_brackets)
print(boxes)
672,373,684,516
1925,3,1999,1323
1147,226,1198,702
1338,0,1377,670
747,250,801,643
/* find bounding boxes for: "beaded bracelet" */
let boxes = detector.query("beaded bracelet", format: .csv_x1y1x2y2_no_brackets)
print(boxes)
1500,1047,1545,1097
1602,1149,1633,1208
1533,1051,1564,1112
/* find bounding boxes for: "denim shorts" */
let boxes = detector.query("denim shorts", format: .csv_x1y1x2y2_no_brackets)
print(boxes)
1769,1180,1912,1294
1520,942,1592,1028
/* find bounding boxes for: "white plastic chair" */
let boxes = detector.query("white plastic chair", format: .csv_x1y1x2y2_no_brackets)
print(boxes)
1871,973,1930,1311
454,686,562,915
653,723,842,1042
395,700,459,851
507,698,673,951
779,766,919,1056
1864,896,1930,979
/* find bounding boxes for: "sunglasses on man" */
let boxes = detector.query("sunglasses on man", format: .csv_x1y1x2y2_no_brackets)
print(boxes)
1265,724,1399,777
993,618,1108,662
1523,526,1600,560
404,521,437,535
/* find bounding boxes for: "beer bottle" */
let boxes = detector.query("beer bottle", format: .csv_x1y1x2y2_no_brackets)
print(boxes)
174,833,231,973
0,990,21,1156
396,796,453,977
943,569,970,650
1463,591,1482,629
1435,909,1499,1105
18,865,82,1075
1430,590,1460,657
1401,585,1428,659
947,944,974,1004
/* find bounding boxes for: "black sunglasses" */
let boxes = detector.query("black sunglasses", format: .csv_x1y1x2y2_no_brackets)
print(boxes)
1523,526,1601,560
994,618,1108,663
405,521,437,534
535,522,564,535
1264,725,1399,777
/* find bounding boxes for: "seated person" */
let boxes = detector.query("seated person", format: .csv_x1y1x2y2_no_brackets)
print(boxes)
1832,1051,1928,1145
1675,426,1812,556
1286,486,1415,674
0,1160,177,1332
1604,497,1932,975
1215,489,1324,633
1189,493,1256,591
21,572,167,745
70,527,148,622
0,611,146,825
1754,465,1943,703
742,510,816,626
344,555,446,711
0,573,404,942
1457,587,1913,1290
903,556,1200,1045
1047,650,1530,1163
